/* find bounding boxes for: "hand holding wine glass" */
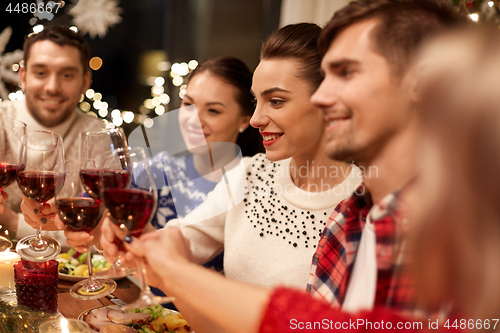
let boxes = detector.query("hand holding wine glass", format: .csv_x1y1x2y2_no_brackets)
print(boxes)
15,131,65,262
101,147,174,310
56,160,116,299
20,196,59,231
0,118,26,251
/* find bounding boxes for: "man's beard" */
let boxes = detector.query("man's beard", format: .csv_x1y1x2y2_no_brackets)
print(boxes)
25,95,73,127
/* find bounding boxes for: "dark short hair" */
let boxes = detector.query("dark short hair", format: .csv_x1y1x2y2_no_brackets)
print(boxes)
190,56,264,156
24,25,91,72
261,23,323,93
319,0,467,78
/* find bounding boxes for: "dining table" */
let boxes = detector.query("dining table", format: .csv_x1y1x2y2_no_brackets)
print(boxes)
57,276,141,319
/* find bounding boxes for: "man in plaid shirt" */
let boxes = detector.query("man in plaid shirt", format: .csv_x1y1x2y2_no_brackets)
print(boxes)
307,0,465,312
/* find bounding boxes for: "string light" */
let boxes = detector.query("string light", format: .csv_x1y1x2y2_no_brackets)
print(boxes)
469,13,479,21
74,56,199,127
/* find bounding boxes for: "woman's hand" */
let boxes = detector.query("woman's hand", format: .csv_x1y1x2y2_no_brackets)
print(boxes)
20,195,59,231
100,218,156,264
123,228,192,289
59,213,104,253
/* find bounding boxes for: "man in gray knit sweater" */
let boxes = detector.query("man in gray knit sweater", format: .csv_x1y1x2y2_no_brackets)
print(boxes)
0,26,104,243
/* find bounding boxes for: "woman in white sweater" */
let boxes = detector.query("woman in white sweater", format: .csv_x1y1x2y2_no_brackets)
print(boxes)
97,23,362,290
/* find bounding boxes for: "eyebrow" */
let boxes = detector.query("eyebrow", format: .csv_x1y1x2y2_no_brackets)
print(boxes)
325,58,360,71
260,87,292,97
183,94,225,107
29,64,80,72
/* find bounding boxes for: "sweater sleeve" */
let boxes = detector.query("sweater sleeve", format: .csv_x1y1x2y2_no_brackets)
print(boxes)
169,156,250,265
259,287,431,333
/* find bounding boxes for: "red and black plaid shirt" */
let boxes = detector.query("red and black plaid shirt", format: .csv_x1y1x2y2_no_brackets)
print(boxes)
307,184,415,311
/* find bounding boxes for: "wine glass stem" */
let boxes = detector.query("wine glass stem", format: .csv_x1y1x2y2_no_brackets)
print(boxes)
138,259,152,294
84,245,104,292
87,245,94,277
32,204,48,251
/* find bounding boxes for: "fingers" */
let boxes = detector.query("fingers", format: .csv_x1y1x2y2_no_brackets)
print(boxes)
64,229,94,250
41,199,56,215
0,191,8,202
100,219,119,261
53,214,66,230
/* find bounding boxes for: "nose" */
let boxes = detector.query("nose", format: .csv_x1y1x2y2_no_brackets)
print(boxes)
45,73,62,95
249,102,268,129
310,78,336,109
186,106,203,128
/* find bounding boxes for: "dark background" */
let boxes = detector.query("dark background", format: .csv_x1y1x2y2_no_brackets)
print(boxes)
1,0,282,135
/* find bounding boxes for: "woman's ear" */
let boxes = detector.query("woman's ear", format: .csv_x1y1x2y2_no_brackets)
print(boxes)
239,115,251,132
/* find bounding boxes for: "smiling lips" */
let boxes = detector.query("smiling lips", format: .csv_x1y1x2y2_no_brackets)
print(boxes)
325,116,350,133
40,97,64,109
187,129,207,143
260,132,283,146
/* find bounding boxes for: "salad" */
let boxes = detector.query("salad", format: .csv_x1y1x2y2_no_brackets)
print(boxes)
57,248,111,276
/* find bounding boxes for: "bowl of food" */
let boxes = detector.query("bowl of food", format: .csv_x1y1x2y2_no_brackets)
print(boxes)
57,248,113,282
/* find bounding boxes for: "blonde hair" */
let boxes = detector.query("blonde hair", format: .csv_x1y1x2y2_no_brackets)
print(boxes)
411,26,500,322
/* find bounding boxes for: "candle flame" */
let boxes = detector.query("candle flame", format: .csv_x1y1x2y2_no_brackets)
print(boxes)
61,318,70,333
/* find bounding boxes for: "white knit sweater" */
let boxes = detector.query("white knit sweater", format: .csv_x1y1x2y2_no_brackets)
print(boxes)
173,153,362,289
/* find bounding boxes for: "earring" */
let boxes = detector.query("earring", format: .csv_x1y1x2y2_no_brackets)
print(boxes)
239,128,244,133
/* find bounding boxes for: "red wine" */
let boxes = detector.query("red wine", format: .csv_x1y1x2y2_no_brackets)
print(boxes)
103,189,155,236
17,171,64,202
57,197,103,232
80,169,131,199
0,163,18,190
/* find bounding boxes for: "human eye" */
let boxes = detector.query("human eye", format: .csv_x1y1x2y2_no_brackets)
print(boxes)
208,108,220,115
337,66,355,79
270,98,285,108
33,70,45,77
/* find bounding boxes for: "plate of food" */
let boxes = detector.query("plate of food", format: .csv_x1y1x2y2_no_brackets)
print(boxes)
57,248,114,282
78,305,192,333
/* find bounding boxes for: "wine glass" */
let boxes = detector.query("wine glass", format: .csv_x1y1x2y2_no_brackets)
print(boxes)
0,118,26,251
15,131,65,262
79,128,134,278
56,160,117,299
101,147,174,310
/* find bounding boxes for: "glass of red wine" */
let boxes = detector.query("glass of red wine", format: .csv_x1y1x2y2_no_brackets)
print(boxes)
0,118,26,251
101,147,174,310
15,131,65,262
80,128,134,278
56,160,117,299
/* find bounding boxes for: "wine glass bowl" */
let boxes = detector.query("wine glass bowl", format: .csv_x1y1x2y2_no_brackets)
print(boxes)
56,160,116,300
0,118,26,251
102,147,174,310
15,131,64,262
80,128,135,279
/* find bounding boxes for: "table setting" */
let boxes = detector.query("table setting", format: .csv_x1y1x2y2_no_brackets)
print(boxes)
1,123,189,333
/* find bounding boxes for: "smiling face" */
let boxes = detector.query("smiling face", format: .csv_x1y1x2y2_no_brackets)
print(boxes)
250,59,325,162
311,18,414,165
19,40,90,127
178,71,250,154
